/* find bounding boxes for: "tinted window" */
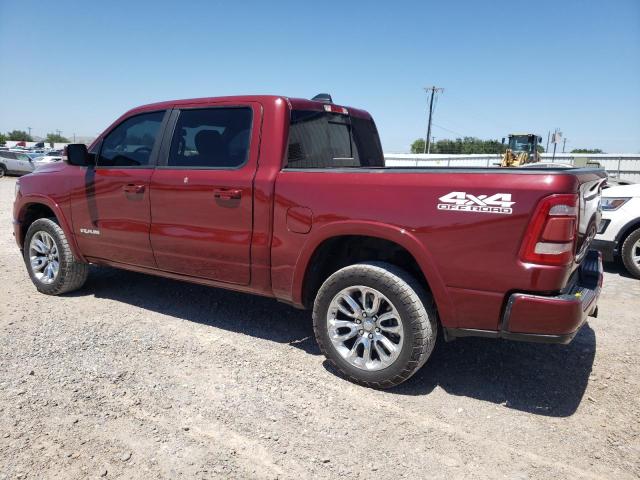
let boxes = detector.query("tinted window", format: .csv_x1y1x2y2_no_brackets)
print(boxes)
98,111,165,167
286,110,384,168
168,108,252,168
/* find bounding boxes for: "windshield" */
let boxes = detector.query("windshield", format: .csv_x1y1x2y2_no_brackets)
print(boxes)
508,135,534,152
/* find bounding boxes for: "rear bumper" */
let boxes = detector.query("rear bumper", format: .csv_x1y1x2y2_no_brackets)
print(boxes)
445,250,603,345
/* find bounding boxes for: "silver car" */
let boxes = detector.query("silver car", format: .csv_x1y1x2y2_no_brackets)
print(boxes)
0,151,35,177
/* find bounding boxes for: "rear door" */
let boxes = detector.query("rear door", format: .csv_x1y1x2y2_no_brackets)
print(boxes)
15,153,34,173
71,110,168,267
149,102,260,285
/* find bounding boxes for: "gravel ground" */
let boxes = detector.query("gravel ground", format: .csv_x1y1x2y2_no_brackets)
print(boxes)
1,175,639,479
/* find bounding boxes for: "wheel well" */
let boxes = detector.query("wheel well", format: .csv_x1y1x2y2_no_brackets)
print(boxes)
302,235,430,309
616,219,640,253
20,203,56,245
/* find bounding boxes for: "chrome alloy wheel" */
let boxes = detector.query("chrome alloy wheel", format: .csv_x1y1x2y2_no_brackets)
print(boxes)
29,231,60,284
326,286,404,371
633,238,640,267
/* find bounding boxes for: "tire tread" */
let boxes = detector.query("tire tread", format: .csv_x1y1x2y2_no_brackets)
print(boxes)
621,228,640,279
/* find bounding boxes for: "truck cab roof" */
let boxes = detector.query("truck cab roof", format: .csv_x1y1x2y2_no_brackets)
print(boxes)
125,95,373,120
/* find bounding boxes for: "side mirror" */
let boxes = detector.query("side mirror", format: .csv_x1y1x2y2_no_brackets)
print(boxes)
64,144,94,166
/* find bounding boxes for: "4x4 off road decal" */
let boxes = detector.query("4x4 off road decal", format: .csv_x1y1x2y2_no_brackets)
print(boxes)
437,191,515,215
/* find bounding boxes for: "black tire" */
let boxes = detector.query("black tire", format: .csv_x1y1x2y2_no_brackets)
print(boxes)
0,164,6,178
621,227,640,279
313,261,437,389
23,218,89,295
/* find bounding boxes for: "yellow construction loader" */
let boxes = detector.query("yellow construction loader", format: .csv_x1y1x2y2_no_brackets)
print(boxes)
500,133,543,167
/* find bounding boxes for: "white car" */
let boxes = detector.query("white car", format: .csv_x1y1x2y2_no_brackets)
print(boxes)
33,150,63,169
0,151,35,177
593,183,640,278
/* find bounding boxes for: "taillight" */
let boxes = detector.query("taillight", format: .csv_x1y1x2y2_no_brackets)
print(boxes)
323,104,348,115
520,194,579,266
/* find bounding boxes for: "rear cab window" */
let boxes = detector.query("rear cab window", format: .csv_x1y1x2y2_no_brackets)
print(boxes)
286,108,384,169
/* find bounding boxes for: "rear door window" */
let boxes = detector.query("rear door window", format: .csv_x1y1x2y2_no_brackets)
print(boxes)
286,110,384,168
167,107,252,169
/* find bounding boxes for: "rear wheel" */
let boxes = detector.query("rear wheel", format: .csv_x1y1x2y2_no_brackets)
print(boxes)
23,218,89,295
621,227,640,279
313,262,437,388
0,164,6,178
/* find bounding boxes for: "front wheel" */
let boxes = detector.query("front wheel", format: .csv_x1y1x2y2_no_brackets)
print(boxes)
23,218,89,295
621,228,640,279
313,262,437,389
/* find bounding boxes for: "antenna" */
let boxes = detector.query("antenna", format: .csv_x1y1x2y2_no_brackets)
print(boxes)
311,93,333,104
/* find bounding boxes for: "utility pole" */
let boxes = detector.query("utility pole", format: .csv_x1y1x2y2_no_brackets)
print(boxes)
546,131,550,152
423,86,444,154
562,137,567,153
551,128,562,162
27,127,32,138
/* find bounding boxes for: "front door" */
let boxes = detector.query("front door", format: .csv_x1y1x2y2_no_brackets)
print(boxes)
149,103,259,285
71,110,168,267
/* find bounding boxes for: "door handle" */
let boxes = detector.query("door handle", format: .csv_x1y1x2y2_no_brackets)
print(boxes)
123,184,146,194
214,188,242,200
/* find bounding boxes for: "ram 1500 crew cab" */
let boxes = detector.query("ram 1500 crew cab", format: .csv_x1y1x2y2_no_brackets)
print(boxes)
13,95,606,388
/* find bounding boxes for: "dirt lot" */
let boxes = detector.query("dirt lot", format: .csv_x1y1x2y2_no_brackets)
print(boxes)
0,175,639,479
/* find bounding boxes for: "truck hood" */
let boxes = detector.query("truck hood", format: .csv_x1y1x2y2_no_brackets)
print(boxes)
602,183,640,198
32,161,67,174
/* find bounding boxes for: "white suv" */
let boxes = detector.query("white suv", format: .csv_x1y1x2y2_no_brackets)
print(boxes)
593,183,640,278
0,151,35,177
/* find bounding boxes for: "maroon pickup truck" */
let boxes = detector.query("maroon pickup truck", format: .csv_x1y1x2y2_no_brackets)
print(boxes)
13,94,606,388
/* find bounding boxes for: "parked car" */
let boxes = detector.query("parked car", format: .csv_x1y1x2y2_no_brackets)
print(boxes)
33,151,63,168
0,150,35,177
521,162,634,188
13,94,606,388
30,142,53,150
593,183,640,278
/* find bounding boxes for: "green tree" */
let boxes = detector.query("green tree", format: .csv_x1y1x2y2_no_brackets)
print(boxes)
0,133,6,146
411,137,507,154
45,132,71,143
410,138,426,153
571,148,604,154
7,130,33,141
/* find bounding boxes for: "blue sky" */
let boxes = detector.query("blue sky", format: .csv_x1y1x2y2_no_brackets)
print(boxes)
1,0,639,153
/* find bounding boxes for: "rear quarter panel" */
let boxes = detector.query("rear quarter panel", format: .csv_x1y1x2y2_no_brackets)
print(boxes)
272,169,592,330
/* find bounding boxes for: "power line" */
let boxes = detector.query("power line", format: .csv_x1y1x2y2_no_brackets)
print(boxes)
423,86,444,153
434,91,514,135
432,122,466,137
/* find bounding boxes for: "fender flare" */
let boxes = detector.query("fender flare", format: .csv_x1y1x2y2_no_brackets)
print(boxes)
16,194,86,262
290,220,454,325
